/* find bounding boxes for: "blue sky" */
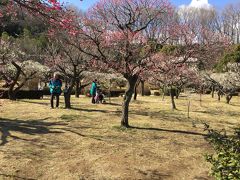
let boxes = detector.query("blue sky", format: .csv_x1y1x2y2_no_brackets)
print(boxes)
64,0,239,11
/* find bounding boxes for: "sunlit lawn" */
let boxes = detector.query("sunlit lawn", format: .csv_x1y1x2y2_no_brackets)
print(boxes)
0,94,239,179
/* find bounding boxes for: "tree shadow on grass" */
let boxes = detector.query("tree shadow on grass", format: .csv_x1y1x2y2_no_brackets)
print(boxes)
0,117,66,146
137,169,172,180
18,99,50,106
104,102,122,106
0,117,107,146
71,107,110,113
129,126,206,137
0,173,36,180
128,110,191,123
192,109,240,117
52,127,105,141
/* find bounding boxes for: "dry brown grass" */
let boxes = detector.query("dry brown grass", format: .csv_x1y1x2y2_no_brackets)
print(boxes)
0,94,239,180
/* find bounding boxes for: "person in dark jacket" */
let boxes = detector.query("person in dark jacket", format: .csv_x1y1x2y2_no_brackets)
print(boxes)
90,79,97,104
49,73,62,108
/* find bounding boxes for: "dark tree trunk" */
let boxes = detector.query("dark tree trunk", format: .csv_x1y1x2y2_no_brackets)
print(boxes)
133,79,140,101
75,79,80,98
140,80,145,96
121,75,138,127
211,85,215,98
8,88,17,100
162,86,165,101
64,86,73,109
7,61,21,101
170,87,177,110
218,91,221,101
64,93,71,108
226,94,232,104
133,84,137,100
176,87,181,99
6,61,36,100
64,78,74,109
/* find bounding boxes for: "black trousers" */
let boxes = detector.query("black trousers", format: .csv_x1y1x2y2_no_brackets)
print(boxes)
51,93,60,108
91,94,96,104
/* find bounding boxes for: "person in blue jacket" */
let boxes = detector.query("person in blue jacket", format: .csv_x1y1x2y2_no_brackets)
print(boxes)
90,79,97,104
49,73,62,108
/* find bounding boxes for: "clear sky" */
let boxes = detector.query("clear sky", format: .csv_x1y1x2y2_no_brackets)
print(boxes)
64,0,240,11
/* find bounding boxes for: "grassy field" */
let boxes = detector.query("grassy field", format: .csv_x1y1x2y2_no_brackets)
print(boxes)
0,94,239,180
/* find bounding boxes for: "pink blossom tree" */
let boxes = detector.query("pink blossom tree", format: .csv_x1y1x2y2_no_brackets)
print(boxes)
45,36,90,109
0,0,79,36
76,0,173,127
149,52,200,110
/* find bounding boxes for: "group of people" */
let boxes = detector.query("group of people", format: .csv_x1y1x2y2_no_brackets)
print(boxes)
90,79,105,104
49,73,105,108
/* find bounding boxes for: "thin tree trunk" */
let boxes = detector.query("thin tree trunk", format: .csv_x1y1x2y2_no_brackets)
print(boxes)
218,91,221,101
121,75,138,127
187,100,190,118
133,79,140,101
8,88,17,100
199,86,204,106
162,85,165,101
133,85,137,100
211,85,215,98
64,78,74,109
176,87,181,99
141,80,145,96
109,79,112,103
170,87,177,110
75,79,80,98
226,94,232,104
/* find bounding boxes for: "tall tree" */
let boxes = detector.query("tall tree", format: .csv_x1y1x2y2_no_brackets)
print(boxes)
45,33,90,108
77,0,173,127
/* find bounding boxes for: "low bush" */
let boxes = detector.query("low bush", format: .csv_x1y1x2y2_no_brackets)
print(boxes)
204,124,240,179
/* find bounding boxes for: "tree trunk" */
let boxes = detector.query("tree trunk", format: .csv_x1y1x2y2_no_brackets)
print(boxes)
121,75,138,127
211,85,215,98
8,88,17,100
7,61,21,100
218,91,221,101
6,61,36,100
75,79,80,98
133,79,140,101
176,87,181,99
170,87,177,110
162,86,165,101
187,100,190,118
141,80,145,96
64,92,71,108
133,84,137,100
226,94,232,104
64,78,74,109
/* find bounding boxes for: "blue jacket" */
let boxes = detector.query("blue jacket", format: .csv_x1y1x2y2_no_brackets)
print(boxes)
90,82,97,96
49,79,62,94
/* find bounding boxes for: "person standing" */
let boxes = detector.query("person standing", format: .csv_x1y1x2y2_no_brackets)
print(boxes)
90,79,97,104
49,72,62,108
